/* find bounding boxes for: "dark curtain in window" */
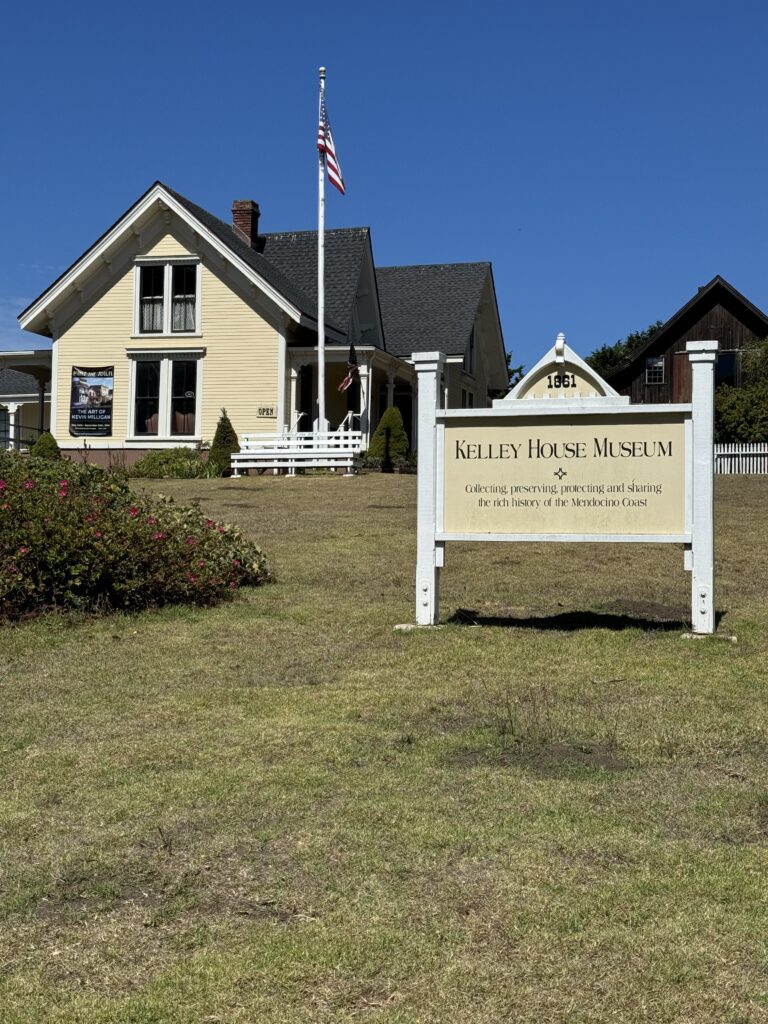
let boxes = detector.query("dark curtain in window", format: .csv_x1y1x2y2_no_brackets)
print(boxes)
170,360,197,435
135,361,161,434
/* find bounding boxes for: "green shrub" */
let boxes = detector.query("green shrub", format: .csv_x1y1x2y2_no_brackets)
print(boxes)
29,431,60,460
208,409,240,476
0,451,271,619
130,447,215,479
366,407,410,468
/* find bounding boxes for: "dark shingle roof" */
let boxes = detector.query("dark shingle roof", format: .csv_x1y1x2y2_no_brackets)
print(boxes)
0,368,41,395
259,228,369,338
163,185,338,327
376,263,490,358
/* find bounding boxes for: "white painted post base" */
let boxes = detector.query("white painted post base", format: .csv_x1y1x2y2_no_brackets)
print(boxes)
412,352,445,625
687,341,718,634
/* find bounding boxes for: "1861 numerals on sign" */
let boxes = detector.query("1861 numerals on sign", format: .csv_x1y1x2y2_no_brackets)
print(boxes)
547,373,576,389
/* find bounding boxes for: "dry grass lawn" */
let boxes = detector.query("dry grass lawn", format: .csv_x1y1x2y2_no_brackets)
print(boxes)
0,473,767,1023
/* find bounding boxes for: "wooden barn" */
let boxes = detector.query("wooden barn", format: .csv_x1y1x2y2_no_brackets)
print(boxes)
607,276,768,403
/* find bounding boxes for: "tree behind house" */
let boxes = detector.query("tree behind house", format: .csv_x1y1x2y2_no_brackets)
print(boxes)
715,338,768,442
586,321,664,378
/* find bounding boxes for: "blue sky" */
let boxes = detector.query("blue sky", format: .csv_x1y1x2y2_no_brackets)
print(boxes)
2,0,767,371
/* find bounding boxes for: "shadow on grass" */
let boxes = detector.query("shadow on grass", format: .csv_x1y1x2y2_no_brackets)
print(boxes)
446,605,724,633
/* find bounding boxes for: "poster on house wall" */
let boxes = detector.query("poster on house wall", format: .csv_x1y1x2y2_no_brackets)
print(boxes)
69,366,114,437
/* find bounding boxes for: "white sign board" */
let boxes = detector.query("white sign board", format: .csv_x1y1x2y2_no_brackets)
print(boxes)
412,335,718,633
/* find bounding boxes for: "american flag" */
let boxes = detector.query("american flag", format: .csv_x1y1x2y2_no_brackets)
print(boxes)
318,95,346,195
338,342,359,392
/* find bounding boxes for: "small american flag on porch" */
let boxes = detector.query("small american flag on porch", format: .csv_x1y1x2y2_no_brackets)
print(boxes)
338,343,358,392
318,95,346,195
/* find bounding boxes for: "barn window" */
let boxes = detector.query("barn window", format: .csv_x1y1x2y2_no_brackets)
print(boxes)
715,351,738,387
645,356,665,385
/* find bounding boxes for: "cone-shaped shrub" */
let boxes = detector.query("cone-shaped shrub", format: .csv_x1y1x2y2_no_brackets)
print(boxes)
366,406,410,464
30,431,60,460
208,408,240,476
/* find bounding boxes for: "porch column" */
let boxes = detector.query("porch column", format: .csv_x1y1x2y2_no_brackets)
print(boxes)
277,324,287,433
37,379,46,434
386,371,395,408
5,403,19,450
289,367,299,433
359,360,371,444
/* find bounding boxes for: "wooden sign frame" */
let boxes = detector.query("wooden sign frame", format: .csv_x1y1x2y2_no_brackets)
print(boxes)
412,337,718,633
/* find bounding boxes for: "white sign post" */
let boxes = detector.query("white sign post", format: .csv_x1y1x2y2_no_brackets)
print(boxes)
413,337,718,633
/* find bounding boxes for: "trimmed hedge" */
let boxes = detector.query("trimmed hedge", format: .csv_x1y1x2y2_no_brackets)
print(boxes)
366,407,410,468
0,451,271,618
208,409,240,476
130,447,216,479
30,432,61,460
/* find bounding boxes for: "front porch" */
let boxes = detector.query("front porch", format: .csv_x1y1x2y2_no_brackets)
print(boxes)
284,345,417,449
0,350,52,451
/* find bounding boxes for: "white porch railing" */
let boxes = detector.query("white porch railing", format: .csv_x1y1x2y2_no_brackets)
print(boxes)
231,430,364,476
714,443,768,475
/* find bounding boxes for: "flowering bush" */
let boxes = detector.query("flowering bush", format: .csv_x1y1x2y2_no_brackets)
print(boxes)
0,452,271,618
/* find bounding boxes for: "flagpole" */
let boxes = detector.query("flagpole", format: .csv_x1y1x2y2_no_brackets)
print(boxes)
317,66,327,433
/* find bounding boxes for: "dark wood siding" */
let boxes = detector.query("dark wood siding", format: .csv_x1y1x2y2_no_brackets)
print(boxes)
611,283,768,404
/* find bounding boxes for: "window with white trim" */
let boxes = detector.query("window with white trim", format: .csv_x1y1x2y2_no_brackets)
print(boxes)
645,355,665,385
135,260,201,335
129,351,203,438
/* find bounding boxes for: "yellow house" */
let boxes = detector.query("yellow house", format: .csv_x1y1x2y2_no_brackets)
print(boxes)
13,182,508,463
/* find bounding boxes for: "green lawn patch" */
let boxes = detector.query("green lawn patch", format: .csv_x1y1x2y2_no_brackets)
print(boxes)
0,475,766,1022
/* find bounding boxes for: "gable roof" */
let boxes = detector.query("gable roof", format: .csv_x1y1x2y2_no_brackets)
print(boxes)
162,185,330,326
376,262,491,358
259,228,370,339
18,183,504,362
607,275,768,379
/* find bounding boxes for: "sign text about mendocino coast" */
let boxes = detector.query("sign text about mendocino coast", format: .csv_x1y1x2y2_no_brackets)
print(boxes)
442,417,687,536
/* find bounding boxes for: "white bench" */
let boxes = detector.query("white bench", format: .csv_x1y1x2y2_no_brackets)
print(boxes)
231,431,364,476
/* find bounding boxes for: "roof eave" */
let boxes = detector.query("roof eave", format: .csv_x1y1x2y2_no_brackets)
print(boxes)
19,183,304,335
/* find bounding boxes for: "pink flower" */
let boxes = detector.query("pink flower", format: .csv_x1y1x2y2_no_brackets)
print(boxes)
57,490,67,499
58,480,68,489
128,506,139,518
0,480,6,491
1,503,9,511
205,519,216,528
185,536,198,546
18,546,29,555
229,581,238,589
218,527,225,533
198,560,206,567
231,559,240,567
185,573,197,583
95,531,103,539
146,516,157,526
85,513,96,523
153,531,165,541
23,480,35,491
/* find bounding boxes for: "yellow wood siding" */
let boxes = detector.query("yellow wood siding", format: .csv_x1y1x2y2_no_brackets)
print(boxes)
53,225,281,447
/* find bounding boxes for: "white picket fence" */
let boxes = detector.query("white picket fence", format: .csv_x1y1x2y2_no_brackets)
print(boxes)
714,443,768,475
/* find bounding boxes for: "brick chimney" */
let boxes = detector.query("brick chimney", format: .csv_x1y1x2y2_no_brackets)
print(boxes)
231,199,260,248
